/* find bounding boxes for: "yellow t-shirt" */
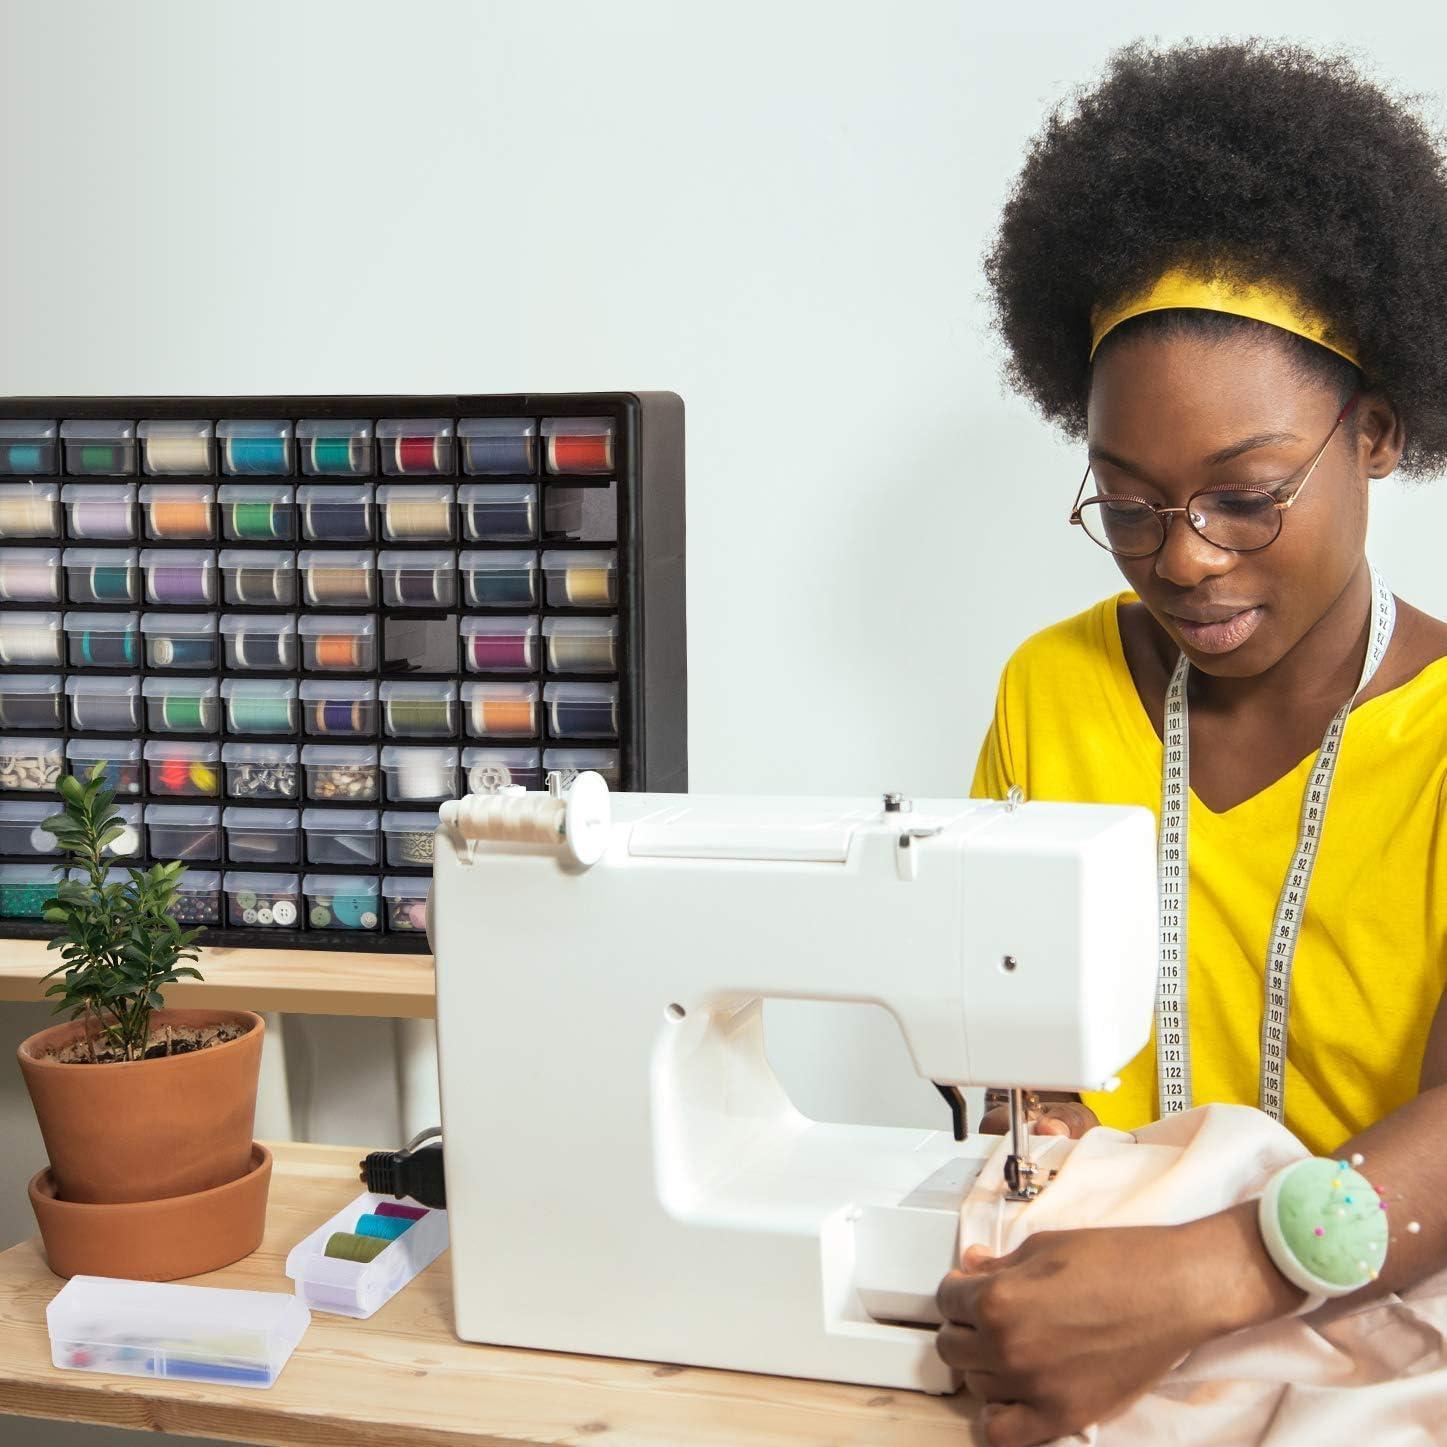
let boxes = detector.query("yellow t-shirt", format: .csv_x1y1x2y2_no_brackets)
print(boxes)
972,592,1447,1155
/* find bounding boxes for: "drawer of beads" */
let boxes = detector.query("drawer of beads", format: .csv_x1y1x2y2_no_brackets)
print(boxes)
544,747,621,789
460,616,538,673
462,746,542,795
377,419,453,477
142,677,219,733
378,550,456,608
218,420,294,477
224,870,300,929
459,483,536,542
139,420,215,476
140,484,216,541
298,614,375,672
0,422,58,479
297,420,374,479
141,548,216,606
0,610,62,666
0,548,61,602
224,742,300,801
143,804,220,862
542,549,617,608
301,680,377,738
380,746,458,804
381,809,438,867
0,801,60,856
461,681,538,739
0,737,63,792
223,679,299,735
0,863,57,918
0,675,63,731
66,676,141,732
297,484,374,542
220,549,296,607
220,613,296,671
61,483,137,540
302,744,379,802
223,807,300,866
377,484,455,543
64,610,138,668
380,681,456,738
543,616,618,673
382,875,429,932
459,549,537,608
62,547,136,604
143,740,221,797
67,739,142,795
302,807,380,868
220,484,295,541
174,867,222,925
300,549,375,607
61,420,137,477
545,681,619,739
141,612,219,670
304,873,380,931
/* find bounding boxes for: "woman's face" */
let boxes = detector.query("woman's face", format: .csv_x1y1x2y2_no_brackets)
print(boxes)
1086,332,1399,678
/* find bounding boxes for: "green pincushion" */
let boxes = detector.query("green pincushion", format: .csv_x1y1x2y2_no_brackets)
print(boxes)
1274,1158,1388,1288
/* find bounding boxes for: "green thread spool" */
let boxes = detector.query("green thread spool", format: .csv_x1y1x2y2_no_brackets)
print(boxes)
324,1230,389,1263
311,438,356,475
161,694,208,731
548,633,615,672
231,500,281,539
89,565,132,602
230,695,293,733
387,698,451,736
79,443,120,473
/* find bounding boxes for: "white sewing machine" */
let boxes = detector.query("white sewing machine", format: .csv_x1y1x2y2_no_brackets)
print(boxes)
430,778,1157,1393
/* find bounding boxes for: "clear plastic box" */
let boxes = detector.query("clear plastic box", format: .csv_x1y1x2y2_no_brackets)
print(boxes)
61,546,137,605
542,416,614,475
142,677,219,734
461,680,538,739
382,875,430,932
302,744,379,802
64,610,138,668
144,740,221,797
0,420,58,476
62,482,137,540
140,612,219,670
376,483,455,543
220,483,295,541
223,742,299,801
144,804,220,862
0,736,63,792
0,480,62,538
378,549,456,608
543,615,619,673
0,674,63,731
220,613,297,671
0,800,60,856
67,738,142,795
458,417,536,476
61,420,137,476
224,870,301,928
0,861,58,916
462,746,542,794
299,549,375,607
297,420,373,478
545,681,618,739
0,610,62,666
65,676,141,732
380,746,458,803
222,678,298,735
139,483,216,540
302,873,380,931
298,614,375,672
544,746,621,789
285,1189,447,1317
174,867,223,925
381,809,439,866
379,681,456,738
297,484,374,542
141,548,216,606
223,808,300,867
138,420,215,477
459,549,538,608
301,807,380,867
301,680,377,738
105,803,142,857
542,548,617,608
376,419,454,476
218,420,294,477
220,548,296,607
460,615,538,673
458,482,536,542
0,547,61,603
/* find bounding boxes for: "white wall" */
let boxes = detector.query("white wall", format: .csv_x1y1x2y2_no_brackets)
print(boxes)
2,0,1446,1292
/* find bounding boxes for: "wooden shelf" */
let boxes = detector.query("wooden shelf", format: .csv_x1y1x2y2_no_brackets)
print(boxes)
0,939,435,1019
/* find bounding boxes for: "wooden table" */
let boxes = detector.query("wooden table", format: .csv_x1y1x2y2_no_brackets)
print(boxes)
0,1142,982,1446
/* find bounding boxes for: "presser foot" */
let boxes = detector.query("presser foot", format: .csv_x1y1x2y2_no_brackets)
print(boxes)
1003,1087,1043,1201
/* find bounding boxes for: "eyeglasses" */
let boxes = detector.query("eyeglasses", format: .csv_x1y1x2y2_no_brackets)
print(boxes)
1069,392,1360,559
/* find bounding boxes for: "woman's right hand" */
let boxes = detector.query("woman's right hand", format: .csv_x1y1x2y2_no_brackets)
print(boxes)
978,1093,1099,1139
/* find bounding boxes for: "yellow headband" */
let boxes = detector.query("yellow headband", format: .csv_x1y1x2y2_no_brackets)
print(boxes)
1089,267,1361,370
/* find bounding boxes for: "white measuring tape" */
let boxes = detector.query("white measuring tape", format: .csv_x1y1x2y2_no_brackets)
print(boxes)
1156,567,1395,1121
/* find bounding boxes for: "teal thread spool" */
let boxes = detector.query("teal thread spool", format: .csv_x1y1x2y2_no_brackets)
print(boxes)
151,636,216,669
88,565,133,603
231,500,283,539
161,694,208,731
354,1212,412,1241
230,695,293,733
6,445,42,473
469,567,535,607
311,437,357,475
81,628,136,667
323,1231,389,1263
225,436,288,475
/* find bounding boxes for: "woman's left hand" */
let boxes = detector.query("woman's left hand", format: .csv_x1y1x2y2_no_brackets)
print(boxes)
936,1216,1260,1447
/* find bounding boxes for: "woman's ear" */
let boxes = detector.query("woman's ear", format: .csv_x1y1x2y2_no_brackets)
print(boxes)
1358,392,1406,478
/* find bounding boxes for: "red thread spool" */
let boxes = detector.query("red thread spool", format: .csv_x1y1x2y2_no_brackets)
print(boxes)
549,434,611,473
397,436,438,474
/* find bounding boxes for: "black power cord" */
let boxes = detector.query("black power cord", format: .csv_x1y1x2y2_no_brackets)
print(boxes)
361,1125,447,1208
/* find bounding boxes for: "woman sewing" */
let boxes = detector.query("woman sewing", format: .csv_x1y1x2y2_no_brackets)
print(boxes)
934,40,1447,1446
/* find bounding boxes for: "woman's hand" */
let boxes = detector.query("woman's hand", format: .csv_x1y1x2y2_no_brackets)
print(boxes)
935,1204,1303,1447
978,1094,1100,1139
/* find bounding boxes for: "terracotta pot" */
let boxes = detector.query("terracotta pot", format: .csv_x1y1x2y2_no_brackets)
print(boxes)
29,1143,272,1281
17,1009,264,1204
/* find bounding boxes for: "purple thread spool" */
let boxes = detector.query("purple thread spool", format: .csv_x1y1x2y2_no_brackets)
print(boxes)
151,564,208,605
316,699,362,734
72,496,133,539
394,569,439,606
468,632,532,671
374,1202,427,1220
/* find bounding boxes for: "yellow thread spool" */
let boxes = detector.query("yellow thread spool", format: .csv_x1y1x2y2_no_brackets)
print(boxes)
385,499,451,540
564,566,613,607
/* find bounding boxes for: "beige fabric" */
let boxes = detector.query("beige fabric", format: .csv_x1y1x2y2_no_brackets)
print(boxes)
958,1104,1447,1446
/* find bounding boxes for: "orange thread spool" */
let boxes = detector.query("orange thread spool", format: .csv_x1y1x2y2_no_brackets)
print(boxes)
315,634,362,669
477,699,535,735
150,497,212,538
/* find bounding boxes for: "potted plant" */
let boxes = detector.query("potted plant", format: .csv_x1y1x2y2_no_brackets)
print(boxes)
16,764,271,1280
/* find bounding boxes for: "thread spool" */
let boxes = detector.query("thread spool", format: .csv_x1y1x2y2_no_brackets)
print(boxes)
225,436,289,475
73,691,138,732
0,493,57,535
547,431,613,473
550,697,617,737
233,632,289,670
313,633,363,669
312,700,365,735
354,1212,412,1240
468,631,533,672
386,698,451,737
310,437,363,475
0,624,60,665
75,564,133,604
230,500,288,540
69,494,133,538
392,754,450,801
564,565,614,607
464,434,534,475
77,628,136,667
230,565,290,606
468,567,534,607
374,1202,427,1221
307,566,371,605
452,790,567,846
470,696,535,737
391,568,443,606
465,494,534,541
160,694,212,732
150,564,211,605
151,636,217,669
324,1231,389,1263
547,630,614,672
2,444,45,473
392,436,443,474
147,496,212,539
77,443,124,474
145,435,212,474
304,498,371,541
0,561,57,602
384,499,452,541
229,696,294,733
